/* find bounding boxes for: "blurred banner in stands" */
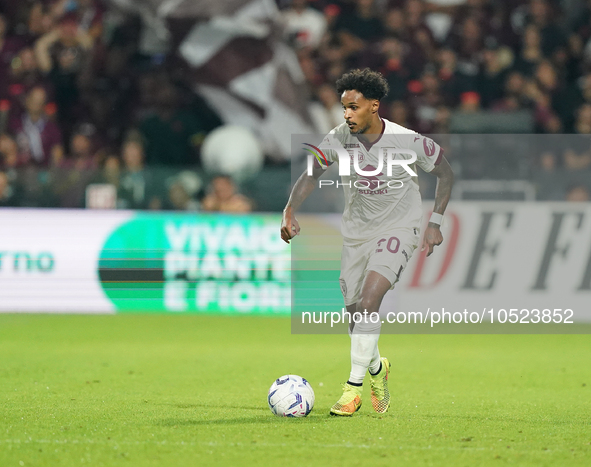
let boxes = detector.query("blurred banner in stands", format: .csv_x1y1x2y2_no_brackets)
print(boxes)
109,0,314,160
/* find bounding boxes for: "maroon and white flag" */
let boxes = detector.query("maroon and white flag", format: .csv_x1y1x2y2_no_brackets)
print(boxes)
110,0,314,159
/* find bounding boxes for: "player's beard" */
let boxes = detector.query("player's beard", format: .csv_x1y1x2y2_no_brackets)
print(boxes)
349,121,371,135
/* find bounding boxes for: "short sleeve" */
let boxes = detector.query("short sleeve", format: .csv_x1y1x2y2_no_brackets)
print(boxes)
314,131,340,169
402,134,443,173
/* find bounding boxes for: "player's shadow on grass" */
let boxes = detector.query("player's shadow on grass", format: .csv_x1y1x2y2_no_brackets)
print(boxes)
157,416,282,426
165,403,268,411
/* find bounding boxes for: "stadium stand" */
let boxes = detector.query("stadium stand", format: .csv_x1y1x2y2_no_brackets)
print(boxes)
0,0,590,208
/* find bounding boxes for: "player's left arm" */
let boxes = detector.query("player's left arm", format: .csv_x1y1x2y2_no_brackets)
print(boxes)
422,155,454,257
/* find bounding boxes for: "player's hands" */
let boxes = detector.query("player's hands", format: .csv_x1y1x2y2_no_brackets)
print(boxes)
421,223,443,257
281,207,300,244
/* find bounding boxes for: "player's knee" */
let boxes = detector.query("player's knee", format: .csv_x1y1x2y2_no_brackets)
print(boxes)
356,297,380,315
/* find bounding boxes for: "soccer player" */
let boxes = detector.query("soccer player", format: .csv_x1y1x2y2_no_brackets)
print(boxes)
280,69,454,416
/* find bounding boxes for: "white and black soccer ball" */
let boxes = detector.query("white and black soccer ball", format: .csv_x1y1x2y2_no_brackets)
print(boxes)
268,375,315,417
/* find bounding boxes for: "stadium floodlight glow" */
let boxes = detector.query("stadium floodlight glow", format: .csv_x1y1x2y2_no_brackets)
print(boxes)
306,146,418,177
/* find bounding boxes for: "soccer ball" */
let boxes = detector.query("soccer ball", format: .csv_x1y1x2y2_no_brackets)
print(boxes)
267,375,315,417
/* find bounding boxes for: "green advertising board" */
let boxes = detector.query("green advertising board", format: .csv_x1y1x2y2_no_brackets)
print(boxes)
98,213,291,314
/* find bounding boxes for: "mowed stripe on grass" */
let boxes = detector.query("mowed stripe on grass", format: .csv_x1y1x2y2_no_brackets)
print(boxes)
0,314,590,466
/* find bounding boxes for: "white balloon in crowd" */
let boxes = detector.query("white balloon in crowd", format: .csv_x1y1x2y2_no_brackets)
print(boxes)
201,125,264,181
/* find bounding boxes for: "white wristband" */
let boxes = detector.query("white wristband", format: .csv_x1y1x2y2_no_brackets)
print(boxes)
429,212,443,226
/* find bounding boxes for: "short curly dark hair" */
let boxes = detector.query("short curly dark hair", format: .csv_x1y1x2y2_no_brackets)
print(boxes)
336,68,389,101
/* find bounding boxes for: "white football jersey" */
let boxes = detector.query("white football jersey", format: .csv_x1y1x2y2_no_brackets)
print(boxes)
318,118,442,243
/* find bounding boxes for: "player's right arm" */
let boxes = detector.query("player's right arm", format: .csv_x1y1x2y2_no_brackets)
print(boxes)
281,165,325,244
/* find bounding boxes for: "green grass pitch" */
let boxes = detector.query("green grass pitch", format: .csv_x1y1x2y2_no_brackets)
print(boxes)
1,314,590,466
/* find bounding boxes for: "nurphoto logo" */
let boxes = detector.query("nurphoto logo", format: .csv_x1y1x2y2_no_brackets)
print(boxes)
303,143,417,191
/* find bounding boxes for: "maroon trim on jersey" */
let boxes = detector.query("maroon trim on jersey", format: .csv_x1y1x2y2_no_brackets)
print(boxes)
434,147,444,165
359,118,385,151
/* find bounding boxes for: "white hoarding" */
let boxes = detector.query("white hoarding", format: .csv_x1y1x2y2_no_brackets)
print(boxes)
0,209,133,313
395,203,591,321
1,205,590,321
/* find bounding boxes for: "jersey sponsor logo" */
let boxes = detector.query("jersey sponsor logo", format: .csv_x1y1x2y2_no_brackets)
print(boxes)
347,150,364,163
358,188,388,195
423,138,436,157
357,164,383,191
353,164,405,194
344,143,360,148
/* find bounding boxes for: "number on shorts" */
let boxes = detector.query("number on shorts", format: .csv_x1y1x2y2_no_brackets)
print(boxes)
376,236,400,254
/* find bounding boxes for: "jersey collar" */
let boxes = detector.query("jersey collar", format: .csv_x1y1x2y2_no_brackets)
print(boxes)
357,118,385,151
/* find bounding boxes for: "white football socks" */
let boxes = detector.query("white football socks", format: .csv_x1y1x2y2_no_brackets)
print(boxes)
368,344,382,375
348,315,382,384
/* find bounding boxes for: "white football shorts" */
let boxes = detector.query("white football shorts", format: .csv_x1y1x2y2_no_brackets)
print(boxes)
339,227,420,306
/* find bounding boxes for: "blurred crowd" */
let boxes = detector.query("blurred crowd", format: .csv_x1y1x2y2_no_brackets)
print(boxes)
283,0,591,200
285,0,591,133
0,0,590,209
0,0,248,210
